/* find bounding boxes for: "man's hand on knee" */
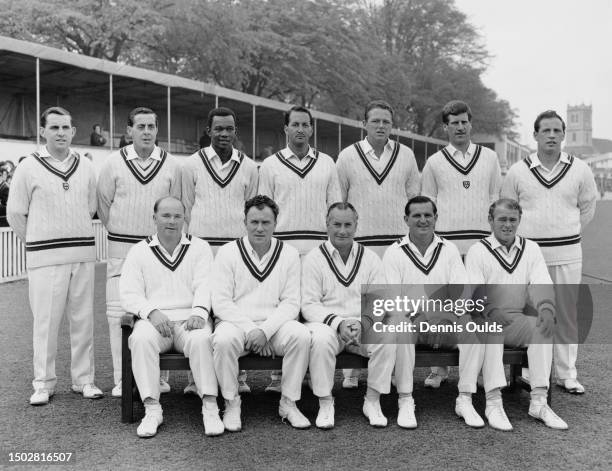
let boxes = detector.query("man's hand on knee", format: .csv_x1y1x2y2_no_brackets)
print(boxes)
536,307,555,338
245,328,267,354
149,310,172,337
184,315,206,331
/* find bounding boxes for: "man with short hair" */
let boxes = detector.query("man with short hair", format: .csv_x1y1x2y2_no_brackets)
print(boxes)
303,202,396,428
120,196,222,438
258,104,340,391
90,124,107,146
501,110,597,394
420,100,502,388
182,106,259,395
337,100,420,258
336,100,420,388
382,196,485,429
8,106,103,405
212,195,311,431
465,198,568,430
97,106,182,397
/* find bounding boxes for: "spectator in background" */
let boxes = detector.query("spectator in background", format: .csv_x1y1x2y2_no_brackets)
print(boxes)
0,163,10,227
90,124,107,147
119,134,132,148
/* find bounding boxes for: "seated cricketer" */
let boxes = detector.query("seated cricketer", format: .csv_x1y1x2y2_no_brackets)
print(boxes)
120,196,223,438
211,195,311,431
465,198,568,430
382,196,485,429
302,202,396,429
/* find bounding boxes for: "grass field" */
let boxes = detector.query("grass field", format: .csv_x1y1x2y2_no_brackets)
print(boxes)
1,202,611,470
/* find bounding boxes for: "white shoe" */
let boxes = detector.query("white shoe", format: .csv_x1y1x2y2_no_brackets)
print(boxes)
485,403,513,431
279,400,311,429
362,398,387,427
455,396,485,428
424,372,448,388
529,402,568,430
557,378,585,395
202,401,225,436
265,378,282,393
72,383,104,399
30,388,54,406
316,399,335,429
342,376,359,389
223,397,242,432
159,379,171,394
238,379,251,394
111,382,122,398
137,408,163,438
183,382,198,396
397,397,417,429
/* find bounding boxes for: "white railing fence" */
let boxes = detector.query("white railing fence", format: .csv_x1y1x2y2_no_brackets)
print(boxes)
1,221,108,283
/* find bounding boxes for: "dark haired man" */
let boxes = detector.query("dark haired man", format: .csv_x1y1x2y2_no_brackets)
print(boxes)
501,110,597,395
212,195,311,431
97,106,182,397
8,106,103,405
420,99,502,388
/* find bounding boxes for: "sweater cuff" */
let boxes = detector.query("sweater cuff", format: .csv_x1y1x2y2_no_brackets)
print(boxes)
323,314,342,332
139,303,158,320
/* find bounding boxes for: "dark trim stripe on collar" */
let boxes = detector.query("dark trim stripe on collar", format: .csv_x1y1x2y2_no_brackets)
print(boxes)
319,243,364,287
147,234,192,271
120,147,167,185
399,242,444,275
275,150,318,178
236,238,284,282
440,145,482,176
32,152,80,181
523,155,574,189
435,229,490,240
26,236,94,252
199,148,244,188
199,236,235,246
480,236,525,274
355,234,403,246
529,234,580,247
274,230,327,241
354,141,400,185
108,232,149,244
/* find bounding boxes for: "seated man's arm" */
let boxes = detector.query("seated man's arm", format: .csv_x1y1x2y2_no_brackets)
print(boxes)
185,241,214,330
211,247,259,334
258,251,301,340
301,253,343,331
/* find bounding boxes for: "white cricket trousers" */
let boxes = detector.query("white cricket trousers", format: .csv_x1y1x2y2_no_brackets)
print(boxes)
548,262,581,381
28,262,95,390
129,319,217,401
481,313,553,392
106,257,124,385
307,322,395,396
212,320,310,401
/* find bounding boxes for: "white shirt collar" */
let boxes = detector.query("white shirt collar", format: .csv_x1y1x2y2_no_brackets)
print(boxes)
528,152,571,169
446,142,476,157
361,137,394,156
204,145,241,164
324,239,359,263
487,234,521,254
242,235,278,262
39,146,78,163
125,144,162,161
399,233,443,257
148,232,191,258
279,146,317,161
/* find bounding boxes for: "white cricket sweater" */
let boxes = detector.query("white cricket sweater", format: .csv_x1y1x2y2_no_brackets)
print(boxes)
259,147,341,255
420,143,501,254
301,240,383,331
501,152,597,265
182,146,258,247
7,149,96,268
336,138,420,247
120,233,213,322
211,236,300,340
97,145,182,259
465,234,554,316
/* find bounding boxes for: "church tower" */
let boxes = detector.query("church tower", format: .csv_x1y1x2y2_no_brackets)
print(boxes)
565,104,593,155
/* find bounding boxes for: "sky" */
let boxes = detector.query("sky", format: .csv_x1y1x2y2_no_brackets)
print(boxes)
455,0,612,146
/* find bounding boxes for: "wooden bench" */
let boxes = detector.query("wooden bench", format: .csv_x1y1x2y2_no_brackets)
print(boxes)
121,315,546,423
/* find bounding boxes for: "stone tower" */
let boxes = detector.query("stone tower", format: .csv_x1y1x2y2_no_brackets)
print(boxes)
565,104,593,154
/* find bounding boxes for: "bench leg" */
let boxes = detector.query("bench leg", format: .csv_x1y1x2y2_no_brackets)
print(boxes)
510,364,520,389
121,328,135,423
